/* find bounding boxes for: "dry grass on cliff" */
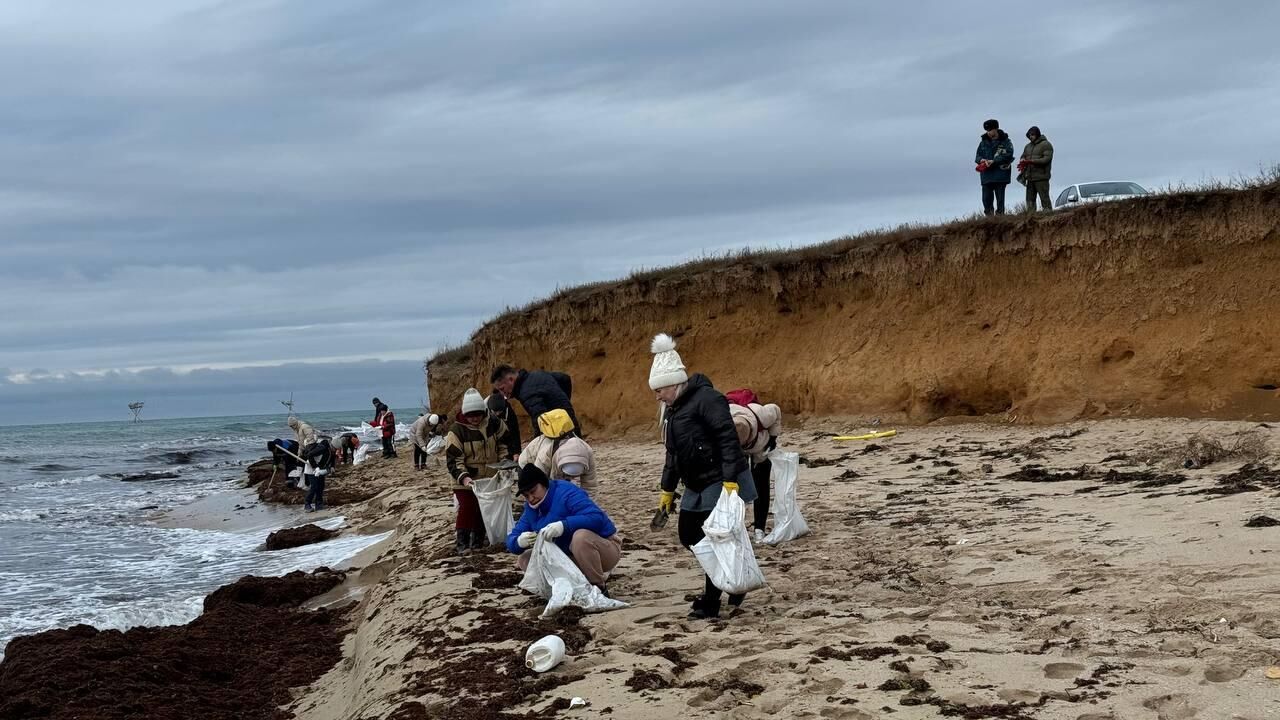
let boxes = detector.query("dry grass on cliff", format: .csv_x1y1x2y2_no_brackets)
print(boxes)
427,170,1280,368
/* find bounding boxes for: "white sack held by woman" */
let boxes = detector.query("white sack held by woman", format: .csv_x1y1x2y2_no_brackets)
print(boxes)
518,535,628,618
691,488,766,595
763,450,809,545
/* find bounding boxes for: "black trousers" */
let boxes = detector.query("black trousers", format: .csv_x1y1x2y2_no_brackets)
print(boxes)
382,437,396,457
678,507,745,613
1026,180,1052,211
304,474,324,508
414,444,428,467
752,459,771,531
982,182,1007,215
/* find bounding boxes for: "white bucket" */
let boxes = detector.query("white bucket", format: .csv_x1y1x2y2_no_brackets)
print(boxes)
525,634,567,672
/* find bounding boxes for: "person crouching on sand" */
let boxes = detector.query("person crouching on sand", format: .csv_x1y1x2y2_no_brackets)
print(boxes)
519,409,599,499
508,464,621,596
331,432,359,464
648,333,757,620
445,388,516,554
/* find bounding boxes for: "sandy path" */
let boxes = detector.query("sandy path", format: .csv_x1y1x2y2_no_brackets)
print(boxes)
290,418,1280,720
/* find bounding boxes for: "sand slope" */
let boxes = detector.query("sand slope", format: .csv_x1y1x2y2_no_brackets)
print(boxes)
288,419,1280,720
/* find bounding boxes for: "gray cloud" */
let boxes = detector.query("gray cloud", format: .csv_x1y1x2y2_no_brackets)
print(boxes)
2,0,1278,424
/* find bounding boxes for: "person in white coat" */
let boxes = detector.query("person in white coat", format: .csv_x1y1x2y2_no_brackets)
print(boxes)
730,402,782,543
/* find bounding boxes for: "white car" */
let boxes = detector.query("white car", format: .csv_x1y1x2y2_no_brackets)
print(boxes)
1055,181,1149,209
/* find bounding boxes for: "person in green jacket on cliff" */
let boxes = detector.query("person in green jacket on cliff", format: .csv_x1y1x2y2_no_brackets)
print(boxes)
1018,126,1054,212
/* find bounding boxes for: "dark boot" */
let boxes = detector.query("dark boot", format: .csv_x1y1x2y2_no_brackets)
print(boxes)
470,529,487,550
455,530,470,555
688,596,720,620
728,593,745,608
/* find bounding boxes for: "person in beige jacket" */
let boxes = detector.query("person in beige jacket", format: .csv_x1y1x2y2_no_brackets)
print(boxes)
730,401,782,543
410,413,447,470
287,416,317,449
519,409,598,497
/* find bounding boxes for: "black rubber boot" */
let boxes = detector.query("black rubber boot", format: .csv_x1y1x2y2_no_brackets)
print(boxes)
470,529,487,550
455,530,470,555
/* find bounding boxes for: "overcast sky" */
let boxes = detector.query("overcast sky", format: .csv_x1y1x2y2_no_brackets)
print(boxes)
2,0,1277,424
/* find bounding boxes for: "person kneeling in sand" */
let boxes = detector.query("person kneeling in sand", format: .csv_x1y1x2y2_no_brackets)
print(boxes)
519,409,599,498
507,464,621,596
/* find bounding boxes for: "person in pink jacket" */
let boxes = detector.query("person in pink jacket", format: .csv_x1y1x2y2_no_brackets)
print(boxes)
730,401,782,543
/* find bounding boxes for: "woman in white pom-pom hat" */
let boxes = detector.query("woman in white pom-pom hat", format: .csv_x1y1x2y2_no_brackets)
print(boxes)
649,332,756,620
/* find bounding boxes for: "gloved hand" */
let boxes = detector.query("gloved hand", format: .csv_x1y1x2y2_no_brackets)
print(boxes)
517,531,537,549
539,521,565,540
723,481,739,493
658,491,675,513
764,434,778,453
460,475,474,487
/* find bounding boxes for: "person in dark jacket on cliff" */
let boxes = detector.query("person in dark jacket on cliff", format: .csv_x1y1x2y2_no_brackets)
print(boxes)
975,119,1016,216
507,464,621,593
490,365,581,438
486,392,522,459
649,333,757,620
1018,126,1054,212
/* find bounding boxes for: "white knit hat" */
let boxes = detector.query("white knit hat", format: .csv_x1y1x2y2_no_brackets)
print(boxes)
428,414,440,425
461,388,486,414
648,333,689,390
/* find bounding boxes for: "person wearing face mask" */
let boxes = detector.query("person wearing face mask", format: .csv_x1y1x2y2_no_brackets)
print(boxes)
445,388,516,554
518,409,599,498
649,333,756,620
507,463,621,595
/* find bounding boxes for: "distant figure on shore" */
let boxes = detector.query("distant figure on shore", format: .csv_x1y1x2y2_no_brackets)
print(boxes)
410,413,448,470
519,409,598,498
445,389,517,554
486,393,522,458
490,365,581,438
301,439,335,512
728,392,782,544
375,403,397,458
648,333,756,620
507,464,621,595
975,119,1015,215
287,416,317,449
267,438,302,487
370,397,382,424
1018,126,1054,212
331,432,360,465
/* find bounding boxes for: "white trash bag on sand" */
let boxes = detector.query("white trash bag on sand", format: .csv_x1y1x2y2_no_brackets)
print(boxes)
764,450,809,545
352,442,374,465
518,536,628,618
425,435,446,455
472,471,516,545
693,488,766,595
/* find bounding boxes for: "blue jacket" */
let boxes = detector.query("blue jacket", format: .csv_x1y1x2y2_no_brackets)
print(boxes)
975,131,1015,185
506,479,616,556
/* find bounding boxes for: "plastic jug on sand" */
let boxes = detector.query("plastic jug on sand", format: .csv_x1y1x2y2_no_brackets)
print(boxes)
526,635,566,672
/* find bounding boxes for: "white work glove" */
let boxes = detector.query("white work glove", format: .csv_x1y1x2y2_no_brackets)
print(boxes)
539,521,565,541
517,531,537,549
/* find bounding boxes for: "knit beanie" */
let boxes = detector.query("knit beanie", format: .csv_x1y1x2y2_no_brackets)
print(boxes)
649,333,688,390
461,388,486,414
428,413,440,426
517,462,549,494
983,119,999,131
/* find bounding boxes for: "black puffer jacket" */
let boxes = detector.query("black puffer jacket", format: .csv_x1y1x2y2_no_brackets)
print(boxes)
513,369,580,437
660,374,749,494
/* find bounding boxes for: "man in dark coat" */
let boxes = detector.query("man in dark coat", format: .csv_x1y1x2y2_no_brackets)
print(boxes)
1018,126,1055,212
486,392,522,459
975,118,1015,215
490,365,581,438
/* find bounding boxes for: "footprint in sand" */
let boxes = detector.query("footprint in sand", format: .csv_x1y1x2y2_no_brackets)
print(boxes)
1043,662,1087,679
967,567,996,576
1142,694,1197,720
997,689,1041,703
1202,664,1245,683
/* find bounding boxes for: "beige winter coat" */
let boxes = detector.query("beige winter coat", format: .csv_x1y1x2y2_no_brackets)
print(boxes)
730,403,782,463
520,434,599,494
287,417,318,448
410,415,431,449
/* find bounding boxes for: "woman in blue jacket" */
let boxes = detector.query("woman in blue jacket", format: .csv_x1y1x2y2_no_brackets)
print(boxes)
507,464,622,593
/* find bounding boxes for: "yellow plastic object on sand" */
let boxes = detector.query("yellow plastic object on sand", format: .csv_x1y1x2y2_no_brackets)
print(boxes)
833,430,898,441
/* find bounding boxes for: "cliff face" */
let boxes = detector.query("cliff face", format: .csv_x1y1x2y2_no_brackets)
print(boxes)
429,184,1280,433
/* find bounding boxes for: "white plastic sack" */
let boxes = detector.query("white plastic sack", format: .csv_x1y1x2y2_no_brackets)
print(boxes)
518,536,628,618
352,442,374,465
764,450,809,545
425,435,446,455
692,489,766,595
472,470,516,545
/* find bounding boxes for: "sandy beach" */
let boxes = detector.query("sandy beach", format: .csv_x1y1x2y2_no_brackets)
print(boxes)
251,417,1279,720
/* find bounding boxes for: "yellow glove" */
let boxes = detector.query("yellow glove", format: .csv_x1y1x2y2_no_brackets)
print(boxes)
723,481,739,493
658,491,675,513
